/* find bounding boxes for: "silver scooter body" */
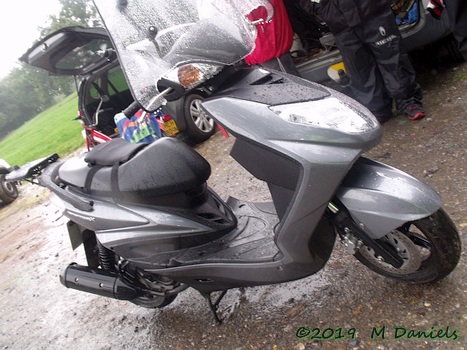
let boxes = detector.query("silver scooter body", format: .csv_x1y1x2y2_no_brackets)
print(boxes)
39,66,440,293
40,0,441,292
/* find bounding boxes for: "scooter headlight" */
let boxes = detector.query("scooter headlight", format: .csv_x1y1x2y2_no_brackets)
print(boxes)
269,97,379,133
163,63,224,89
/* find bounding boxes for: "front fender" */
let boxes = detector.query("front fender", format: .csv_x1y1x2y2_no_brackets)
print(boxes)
335,157,442,239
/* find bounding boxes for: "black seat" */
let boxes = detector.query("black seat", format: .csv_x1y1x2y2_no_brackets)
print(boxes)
58,138,211,198
84,137,148,166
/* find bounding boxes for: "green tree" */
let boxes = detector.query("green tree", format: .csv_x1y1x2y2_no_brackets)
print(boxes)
0,0,99,139
40,0,101,37
0,112,8,133
0,70,40,136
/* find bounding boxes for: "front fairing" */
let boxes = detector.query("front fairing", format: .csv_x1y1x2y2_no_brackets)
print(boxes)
92,0,273,109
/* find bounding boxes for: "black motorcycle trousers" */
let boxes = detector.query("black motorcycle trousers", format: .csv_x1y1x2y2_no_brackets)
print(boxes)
334,12,422,119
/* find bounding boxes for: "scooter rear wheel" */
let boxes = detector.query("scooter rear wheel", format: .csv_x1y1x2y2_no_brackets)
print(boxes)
131,294,177,309
354,208,461,283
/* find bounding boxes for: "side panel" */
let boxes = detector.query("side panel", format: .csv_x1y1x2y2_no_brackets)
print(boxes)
201,74,381,272
336,157,442,238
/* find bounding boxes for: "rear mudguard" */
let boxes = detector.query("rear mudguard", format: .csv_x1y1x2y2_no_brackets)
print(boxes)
335,157,442,239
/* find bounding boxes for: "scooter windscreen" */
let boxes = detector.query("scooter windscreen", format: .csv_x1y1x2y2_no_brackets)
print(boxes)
92,0,273,110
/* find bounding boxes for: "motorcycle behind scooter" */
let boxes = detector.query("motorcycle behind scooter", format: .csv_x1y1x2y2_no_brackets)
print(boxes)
7,0,461,324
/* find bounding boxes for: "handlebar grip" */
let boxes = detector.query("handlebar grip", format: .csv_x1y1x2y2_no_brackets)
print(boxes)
122,100,141,118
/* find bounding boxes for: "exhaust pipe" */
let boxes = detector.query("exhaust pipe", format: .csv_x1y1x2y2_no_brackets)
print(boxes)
59,263,139,300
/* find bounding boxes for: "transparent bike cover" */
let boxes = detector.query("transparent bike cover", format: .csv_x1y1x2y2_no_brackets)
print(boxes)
92,0,273,109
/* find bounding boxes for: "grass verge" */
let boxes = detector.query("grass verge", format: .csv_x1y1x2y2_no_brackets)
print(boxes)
0,93,84,166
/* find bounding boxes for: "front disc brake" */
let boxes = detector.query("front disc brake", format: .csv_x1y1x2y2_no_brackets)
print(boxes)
358,230,422,274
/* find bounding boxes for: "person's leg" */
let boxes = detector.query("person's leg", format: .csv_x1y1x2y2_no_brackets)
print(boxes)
366,13,424,120
445,0,467,60
335,27,393,122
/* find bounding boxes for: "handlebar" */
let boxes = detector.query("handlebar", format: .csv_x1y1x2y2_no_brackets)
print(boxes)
122,100,142,119
122,88,173,119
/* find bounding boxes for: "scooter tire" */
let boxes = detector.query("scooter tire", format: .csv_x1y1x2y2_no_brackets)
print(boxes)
354,208,461,284
131,294,177,309
0,174,18,204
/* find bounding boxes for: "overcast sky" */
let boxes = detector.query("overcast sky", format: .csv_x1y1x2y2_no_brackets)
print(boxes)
0,0,61,78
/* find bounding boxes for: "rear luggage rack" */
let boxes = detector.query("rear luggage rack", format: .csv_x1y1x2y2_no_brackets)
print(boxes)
6,153,59,183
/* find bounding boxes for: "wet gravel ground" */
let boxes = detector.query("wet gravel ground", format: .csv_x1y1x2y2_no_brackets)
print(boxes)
0,59,465,350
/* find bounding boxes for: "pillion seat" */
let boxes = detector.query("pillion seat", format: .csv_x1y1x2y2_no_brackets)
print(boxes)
56,138,211,203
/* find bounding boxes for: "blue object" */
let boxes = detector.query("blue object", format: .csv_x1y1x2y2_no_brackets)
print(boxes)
114,110,162,144
396,1,419,25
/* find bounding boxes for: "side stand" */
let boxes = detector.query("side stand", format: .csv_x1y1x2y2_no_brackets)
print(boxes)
202,290,228,325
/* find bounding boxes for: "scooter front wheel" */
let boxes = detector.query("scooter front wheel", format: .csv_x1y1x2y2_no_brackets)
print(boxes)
354,208,461,283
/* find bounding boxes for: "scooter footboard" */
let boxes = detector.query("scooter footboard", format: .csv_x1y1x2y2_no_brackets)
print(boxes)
335,157,442,239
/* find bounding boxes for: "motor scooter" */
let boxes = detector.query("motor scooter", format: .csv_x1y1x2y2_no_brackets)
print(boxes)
7,0,460,324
